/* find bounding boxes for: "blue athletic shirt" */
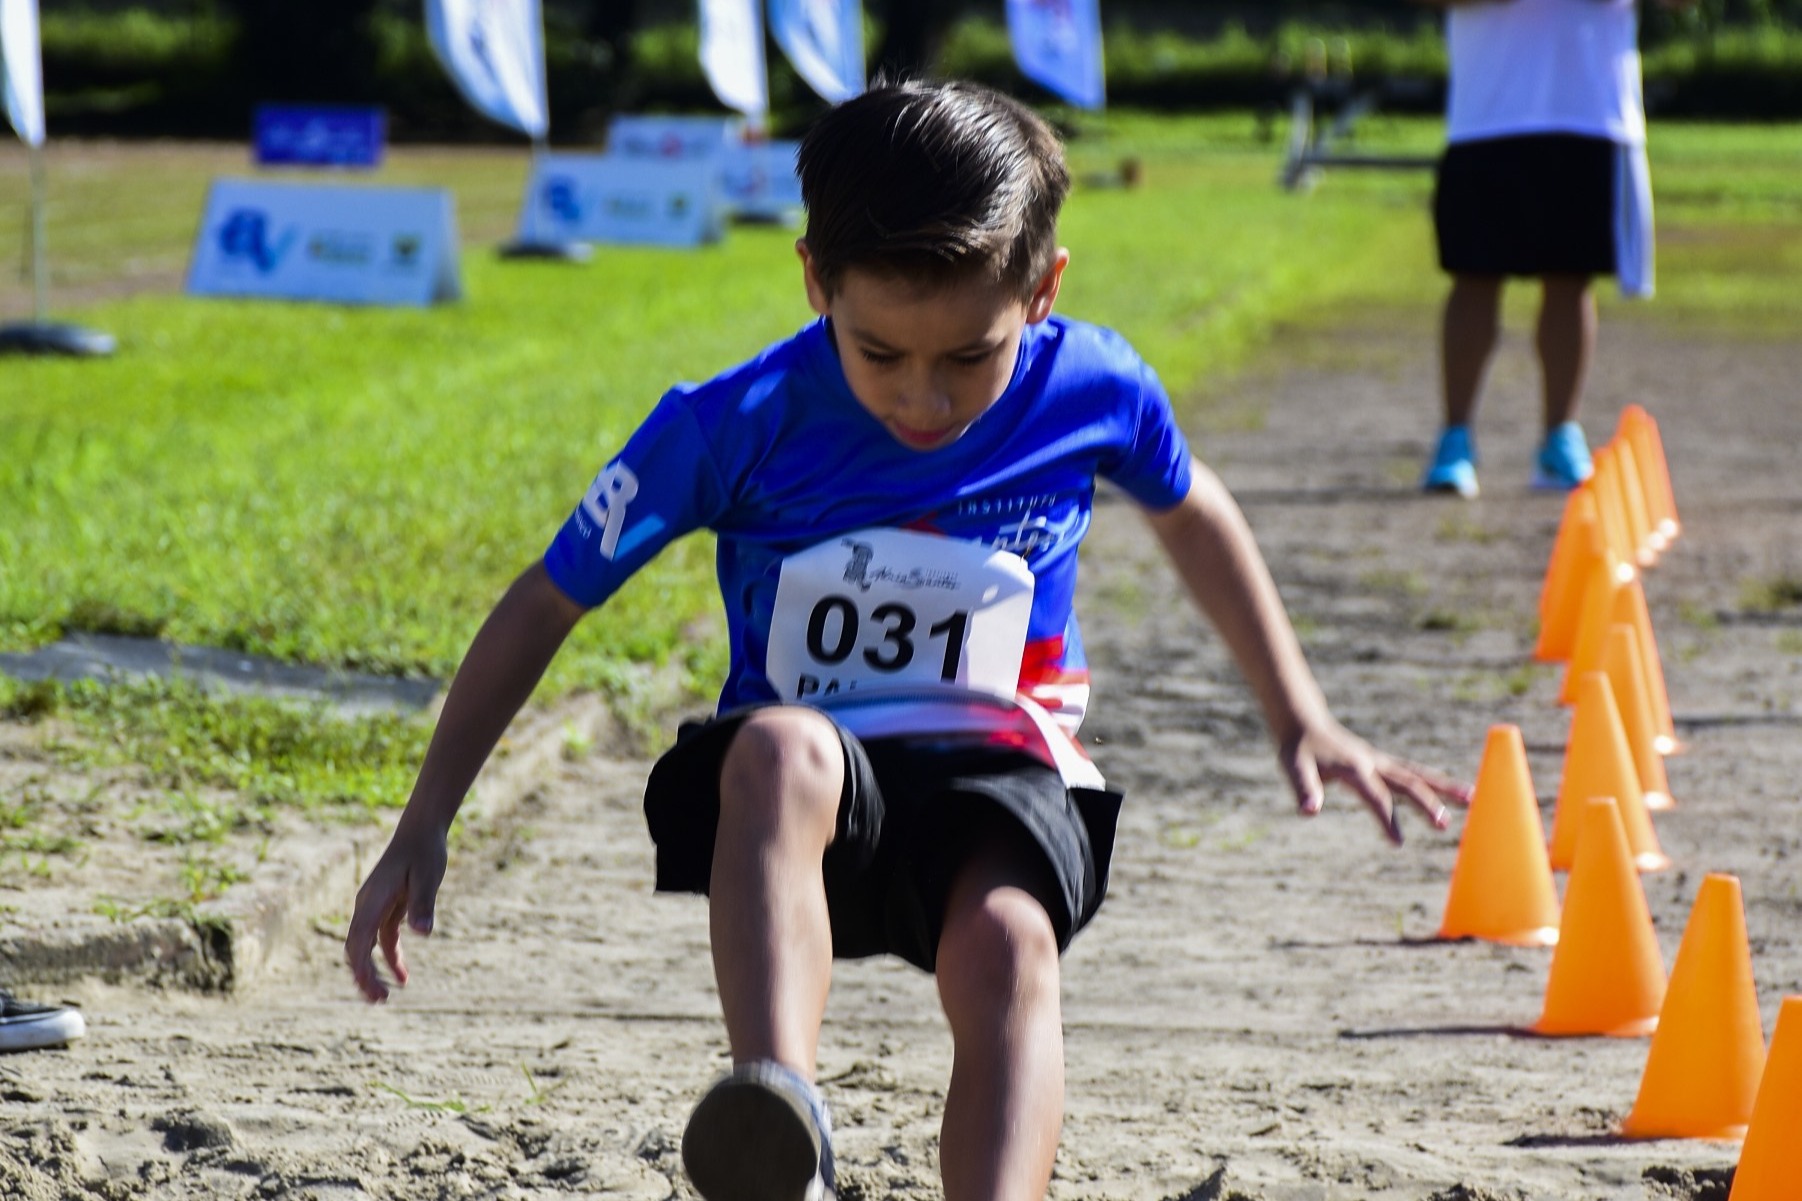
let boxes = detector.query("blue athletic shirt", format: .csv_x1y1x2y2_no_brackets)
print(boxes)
544,314,1193,738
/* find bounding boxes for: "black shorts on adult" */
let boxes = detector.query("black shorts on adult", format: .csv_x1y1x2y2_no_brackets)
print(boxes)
642,703,1124,973
1434,133,1617,277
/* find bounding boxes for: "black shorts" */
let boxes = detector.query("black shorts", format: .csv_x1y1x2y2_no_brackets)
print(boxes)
642,703,1124,972
1434,133,1618,278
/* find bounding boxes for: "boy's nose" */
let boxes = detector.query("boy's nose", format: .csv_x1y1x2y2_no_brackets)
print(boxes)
897,374,953,421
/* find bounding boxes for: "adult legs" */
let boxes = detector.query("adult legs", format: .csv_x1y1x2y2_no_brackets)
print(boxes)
1536,274,1596,431
1440,272,1504,427
934,837,1067,1201
709,706,845,1075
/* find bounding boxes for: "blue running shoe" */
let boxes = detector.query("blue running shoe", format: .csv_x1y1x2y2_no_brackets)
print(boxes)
1421,425,1479,498
683,1061,836,1201
1531,422,1594,491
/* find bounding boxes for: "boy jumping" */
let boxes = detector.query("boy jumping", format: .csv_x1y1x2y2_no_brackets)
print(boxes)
346,80,1468,1201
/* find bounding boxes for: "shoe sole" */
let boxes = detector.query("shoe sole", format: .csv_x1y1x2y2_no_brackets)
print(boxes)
682,1067,823,1201
1422,479,1479,499
0,1009,86,1052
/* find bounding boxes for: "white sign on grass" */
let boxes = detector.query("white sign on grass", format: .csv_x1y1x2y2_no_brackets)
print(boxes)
519,154,724,248
721,139,804,223
187,180,461,306
606,114,743,161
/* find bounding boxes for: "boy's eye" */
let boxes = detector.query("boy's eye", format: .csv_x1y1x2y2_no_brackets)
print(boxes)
951,349,996,366
858,349,901,366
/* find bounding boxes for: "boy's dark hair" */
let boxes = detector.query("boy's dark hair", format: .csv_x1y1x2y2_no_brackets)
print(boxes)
797,79,1071,299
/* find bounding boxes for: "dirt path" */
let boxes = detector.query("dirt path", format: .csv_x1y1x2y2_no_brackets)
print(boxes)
4,316,1798,1200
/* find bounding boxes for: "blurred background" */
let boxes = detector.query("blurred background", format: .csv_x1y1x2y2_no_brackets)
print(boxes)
32,0,1802,142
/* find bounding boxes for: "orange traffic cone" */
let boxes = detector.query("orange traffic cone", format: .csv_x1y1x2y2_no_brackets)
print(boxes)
1613,437,1657,569
1437,725,1561,946
1612,579,1681,755
1532,796,1666,1037
1560,547,1635,705
1591,446,1637,568
1621,874,1765,1139
1535,489,1602,664
1547,672,1669,873
1601,623,1674,811
1624,406,1681,550
1730,996,1802,1199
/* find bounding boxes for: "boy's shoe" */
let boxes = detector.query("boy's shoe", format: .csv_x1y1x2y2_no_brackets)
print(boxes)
0,988,86,1052
1421,425,1479,499
1531,422,1595,491
682,1061,836,1201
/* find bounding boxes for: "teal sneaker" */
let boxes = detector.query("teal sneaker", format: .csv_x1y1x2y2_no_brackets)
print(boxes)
1531,422,1594,491
1421,425,1479,498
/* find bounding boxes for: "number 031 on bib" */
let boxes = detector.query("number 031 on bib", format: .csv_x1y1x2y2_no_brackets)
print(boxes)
765,528,1035,704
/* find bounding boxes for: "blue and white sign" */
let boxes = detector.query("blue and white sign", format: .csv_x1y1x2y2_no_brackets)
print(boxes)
187,180,462,306
254,105,386,168
606,114,743,161
769,0,864,105
519,154,723,248
721,139,803,223
1,0,45,147
1006,0,1106,111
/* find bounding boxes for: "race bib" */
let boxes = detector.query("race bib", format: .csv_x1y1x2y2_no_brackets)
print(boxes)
766,528,1034,703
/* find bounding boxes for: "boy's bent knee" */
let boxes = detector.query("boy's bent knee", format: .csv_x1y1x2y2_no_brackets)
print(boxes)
718,707,846,834
937,886,1061,1013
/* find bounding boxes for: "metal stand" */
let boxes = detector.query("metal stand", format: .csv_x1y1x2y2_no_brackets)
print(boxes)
498,137,590,262
1,143,116,356
1280,81,1438,193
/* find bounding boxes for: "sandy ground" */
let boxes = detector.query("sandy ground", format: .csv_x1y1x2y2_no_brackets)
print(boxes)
4,314,1799,1200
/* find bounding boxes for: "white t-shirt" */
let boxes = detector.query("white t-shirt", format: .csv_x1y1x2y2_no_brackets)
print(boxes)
1446,0,1646,146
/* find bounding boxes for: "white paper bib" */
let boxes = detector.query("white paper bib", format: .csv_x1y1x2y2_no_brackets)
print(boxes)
766,528,1034,704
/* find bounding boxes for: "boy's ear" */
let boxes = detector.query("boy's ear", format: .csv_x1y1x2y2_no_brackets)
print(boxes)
1024,249,1070,325
796,240,831,316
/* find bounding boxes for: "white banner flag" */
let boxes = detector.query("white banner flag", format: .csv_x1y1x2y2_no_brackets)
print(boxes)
769,0,864,105
426,0,548,139
699,0,768,120
1,0,46,147
1006,0,1105,111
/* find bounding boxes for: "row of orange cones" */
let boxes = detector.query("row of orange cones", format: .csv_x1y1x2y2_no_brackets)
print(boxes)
1430,408,1796,1198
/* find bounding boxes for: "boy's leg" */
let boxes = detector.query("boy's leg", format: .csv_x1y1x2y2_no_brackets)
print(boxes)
1441,272,1504,427
1536,273,1596,430
709,706,846,1075
934,836,1067,1201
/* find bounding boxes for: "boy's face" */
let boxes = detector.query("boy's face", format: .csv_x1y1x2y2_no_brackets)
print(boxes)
799,243,1068,453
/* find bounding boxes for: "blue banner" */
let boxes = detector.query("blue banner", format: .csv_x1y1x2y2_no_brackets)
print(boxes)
426,0,548,138
254,106,386,168
769,0,864,105
1006,0,1105,111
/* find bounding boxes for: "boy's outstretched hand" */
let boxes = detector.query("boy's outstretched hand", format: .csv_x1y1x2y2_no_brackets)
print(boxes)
344,820,449,1003
1279,715,1471,846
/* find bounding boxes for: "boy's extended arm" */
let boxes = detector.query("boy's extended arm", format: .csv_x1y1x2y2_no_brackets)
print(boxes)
1142,458,1469,844
345,560,586,1002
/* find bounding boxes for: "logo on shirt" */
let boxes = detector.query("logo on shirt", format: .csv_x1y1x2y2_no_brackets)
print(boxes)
840,538,959,593
580,462,640,559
